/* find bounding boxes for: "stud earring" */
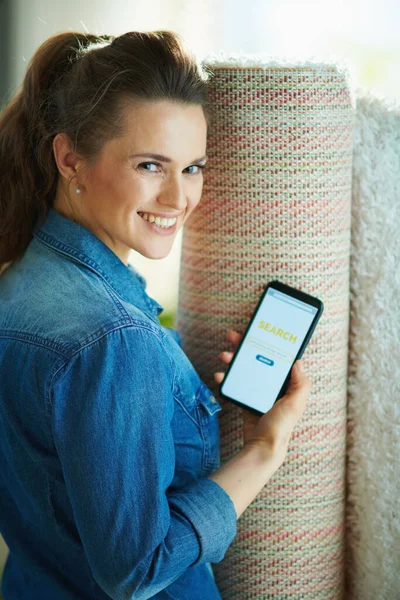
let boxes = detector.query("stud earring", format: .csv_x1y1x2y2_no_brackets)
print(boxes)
76,186,81,194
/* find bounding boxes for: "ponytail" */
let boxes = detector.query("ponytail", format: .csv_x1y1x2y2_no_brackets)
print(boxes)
0,33,105,270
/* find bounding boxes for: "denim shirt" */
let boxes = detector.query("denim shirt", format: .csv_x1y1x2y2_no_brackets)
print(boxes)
0,207,237,600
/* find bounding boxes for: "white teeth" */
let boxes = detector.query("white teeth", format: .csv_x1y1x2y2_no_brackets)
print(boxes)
139,212,176,228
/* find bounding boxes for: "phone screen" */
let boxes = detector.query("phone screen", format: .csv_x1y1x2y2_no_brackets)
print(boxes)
220,285,321,414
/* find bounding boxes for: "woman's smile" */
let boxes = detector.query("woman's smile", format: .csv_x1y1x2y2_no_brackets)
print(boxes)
137,211,178,235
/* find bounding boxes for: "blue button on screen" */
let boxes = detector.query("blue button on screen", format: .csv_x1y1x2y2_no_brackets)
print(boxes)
256,354,274,366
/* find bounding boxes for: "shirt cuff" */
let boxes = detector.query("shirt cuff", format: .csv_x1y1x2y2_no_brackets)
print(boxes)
166,475,237,566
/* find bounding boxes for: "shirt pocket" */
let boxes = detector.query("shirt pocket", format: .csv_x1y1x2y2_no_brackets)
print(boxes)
194,381,222,472
171,379,223,480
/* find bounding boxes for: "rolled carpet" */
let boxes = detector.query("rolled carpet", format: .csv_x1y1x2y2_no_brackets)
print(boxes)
344,92,400,599
175,53,355,598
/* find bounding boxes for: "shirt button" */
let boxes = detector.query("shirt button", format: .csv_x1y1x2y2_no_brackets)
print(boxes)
209,395,217,404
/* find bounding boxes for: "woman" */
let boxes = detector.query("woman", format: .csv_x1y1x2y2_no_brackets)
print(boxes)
0,30,312,599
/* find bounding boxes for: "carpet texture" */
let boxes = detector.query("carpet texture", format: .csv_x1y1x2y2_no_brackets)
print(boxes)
344,92,400,600
175,54,355,598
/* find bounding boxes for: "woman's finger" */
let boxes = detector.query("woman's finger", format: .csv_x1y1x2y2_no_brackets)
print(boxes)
219,350,234,363
214,371,224,383
226,329,243,345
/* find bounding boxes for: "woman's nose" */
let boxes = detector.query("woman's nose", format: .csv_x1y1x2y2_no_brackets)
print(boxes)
159,178,188,210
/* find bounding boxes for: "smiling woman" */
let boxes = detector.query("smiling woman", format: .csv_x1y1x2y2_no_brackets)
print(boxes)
0,29,214,271
0,28,238,600
51,99,209,262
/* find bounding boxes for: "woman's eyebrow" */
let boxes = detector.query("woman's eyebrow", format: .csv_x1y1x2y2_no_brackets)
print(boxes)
129,153,208,163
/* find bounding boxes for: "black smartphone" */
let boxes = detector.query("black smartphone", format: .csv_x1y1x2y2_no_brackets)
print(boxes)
219,280,324,415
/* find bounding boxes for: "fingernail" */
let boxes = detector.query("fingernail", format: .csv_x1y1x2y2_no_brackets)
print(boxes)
298,360,304,372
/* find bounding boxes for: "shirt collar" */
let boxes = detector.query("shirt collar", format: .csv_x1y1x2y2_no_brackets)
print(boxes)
32,207,164,322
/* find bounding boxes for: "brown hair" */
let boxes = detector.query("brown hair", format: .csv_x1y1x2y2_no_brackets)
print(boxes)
0,30,214,274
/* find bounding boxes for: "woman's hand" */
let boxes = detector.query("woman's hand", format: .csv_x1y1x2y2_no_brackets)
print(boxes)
214,329,313,461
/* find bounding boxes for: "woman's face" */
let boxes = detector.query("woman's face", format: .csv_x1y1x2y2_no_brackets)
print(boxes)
52,100,208,265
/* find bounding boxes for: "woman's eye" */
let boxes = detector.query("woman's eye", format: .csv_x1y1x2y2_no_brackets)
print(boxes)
138,162,206,174
139,162,160,172
186,165,206,174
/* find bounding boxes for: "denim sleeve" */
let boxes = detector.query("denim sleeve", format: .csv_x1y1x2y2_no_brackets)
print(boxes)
51,325,237,600
161,325,182,348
